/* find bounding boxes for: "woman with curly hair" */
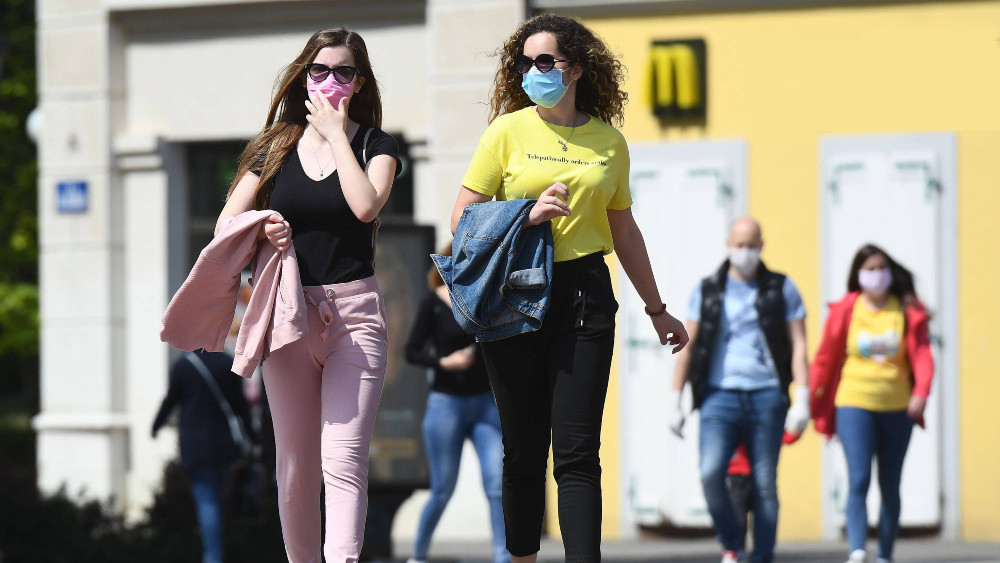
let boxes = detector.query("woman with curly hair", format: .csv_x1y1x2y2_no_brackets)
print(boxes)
448,14,689,562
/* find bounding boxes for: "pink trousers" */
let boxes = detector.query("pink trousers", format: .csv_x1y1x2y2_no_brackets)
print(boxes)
262,276,388,563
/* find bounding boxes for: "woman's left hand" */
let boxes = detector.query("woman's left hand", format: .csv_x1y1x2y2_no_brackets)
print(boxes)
651,310,689,354
305,90,349,142
907,395,927,421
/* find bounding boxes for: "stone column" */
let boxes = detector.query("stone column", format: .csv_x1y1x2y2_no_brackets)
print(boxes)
115,135,178,518
421,0,527,244
33,0,128,507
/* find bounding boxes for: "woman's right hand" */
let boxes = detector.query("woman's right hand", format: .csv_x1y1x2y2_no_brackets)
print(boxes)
262,213,292,252
439,345,477,372
526,182,571,226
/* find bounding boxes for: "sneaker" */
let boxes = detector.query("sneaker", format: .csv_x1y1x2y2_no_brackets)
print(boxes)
407,559,427,563
721,551,743,563
845,549,867,563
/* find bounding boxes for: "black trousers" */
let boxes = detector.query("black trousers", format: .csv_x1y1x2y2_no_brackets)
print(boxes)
480,252,617,563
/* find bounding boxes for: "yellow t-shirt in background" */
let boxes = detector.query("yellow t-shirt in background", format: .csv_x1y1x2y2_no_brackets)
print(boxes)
461,107,632,263
835,295,912,411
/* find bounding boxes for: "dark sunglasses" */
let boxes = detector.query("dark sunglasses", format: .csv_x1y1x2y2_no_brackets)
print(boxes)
305,63,358,85
513,54,569,74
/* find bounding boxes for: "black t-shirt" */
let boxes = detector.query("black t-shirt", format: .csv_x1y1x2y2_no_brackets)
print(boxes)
405,292,491,395
266,125,401,286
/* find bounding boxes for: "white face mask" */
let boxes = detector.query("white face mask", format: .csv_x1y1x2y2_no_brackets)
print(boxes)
728,247,761,277
858,267,893,294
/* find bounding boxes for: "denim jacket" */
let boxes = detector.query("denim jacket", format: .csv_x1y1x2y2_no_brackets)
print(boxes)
431,199,554,342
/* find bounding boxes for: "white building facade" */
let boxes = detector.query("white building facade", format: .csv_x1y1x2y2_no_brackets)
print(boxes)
35,0,526,543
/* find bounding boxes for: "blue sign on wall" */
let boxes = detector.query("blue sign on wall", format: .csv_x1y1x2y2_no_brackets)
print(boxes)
57,181,88,214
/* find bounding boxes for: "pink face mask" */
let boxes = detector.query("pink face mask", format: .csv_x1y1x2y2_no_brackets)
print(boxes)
306,73,354,108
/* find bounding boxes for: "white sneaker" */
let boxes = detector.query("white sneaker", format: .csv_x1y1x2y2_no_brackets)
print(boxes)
721,551,744,563
846,549,867,563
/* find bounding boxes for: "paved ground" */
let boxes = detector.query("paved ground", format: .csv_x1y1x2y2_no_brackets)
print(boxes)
391,538,1000,562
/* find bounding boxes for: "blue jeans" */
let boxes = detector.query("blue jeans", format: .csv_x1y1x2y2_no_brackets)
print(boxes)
699,386,787,563
413,391,508,563
836,407,913,561
187,465,228,563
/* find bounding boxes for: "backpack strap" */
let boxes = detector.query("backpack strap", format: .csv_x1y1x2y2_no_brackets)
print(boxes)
362,127,374,168
186,352,250,455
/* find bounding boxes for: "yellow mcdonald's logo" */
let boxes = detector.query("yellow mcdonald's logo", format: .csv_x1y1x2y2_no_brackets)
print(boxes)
644,40,706,117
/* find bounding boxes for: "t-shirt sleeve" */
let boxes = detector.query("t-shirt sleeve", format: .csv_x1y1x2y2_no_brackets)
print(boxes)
365,130,403,178
607,137,633,210
461,122,505,197
686,283,703,322
782,278,807,321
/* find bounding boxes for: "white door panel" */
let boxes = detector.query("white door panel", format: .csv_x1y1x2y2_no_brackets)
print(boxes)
820,134,957,536
620,140,747,531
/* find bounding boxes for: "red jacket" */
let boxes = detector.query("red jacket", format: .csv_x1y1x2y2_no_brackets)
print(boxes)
809,291,934,437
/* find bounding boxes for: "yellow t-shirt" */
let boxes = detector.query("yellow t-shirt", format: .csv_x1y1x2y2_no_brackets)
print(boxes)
835,295,912,411
461,107,632,262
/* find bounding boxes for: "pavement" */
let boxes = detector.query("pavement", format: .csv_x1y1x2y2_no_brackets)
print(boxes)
391,538,1000,562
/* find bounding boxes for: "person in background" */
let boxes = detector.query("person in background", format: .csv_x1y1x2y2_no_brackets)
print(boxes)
726,444,753,546
810,244,934,563
404,243,508,563
152,350,253,563
670,217,811,563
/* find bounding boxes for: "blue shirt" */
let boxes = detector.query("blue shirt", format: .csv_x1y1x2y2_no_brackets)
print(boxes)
686,274,806,390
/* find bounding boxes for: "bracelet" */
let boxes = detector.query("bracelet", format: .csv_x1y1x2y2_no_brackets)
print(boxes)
644,303,667,316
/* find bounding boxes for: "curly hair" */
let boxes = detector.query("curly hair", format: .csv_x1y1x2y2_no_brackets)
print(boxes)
489,14,627,127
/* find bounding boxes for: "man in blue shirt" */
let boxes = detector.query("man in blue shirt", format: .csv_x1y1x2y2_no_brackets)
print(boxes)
670,217,810,563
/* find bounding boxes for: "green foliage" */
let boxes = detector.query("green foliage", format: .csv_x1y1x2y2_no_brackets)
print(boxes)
0,0,40,413
0,0,39,286
0,460,286,562
0,282,39,357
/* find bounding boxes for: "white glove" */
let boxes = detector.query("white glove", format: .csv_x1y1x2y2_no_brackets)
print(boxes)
785,385,811,435
668,389,686,439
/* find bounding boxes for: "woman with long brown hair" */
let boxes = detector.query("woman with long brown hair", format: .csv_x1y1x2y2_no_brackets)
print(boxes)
214,28,400,563
404,242,507,563
448,14,688,562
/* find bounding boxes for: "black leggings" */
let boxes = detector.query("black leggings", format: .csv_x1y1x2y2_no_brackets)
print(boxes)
480,252,617,563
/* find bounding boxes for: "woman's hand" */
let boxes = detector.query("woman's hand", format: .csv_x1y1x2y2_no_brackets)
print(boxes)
651,310,689,354
907,395,927,421
439,345,477,372
262,213,292,252
526,182,571,226
305,90,349,142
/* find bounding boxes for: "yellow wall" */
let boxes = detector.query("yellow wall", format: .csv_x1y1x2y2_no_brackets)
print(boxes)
573,0,1000,540
956,132,1000,540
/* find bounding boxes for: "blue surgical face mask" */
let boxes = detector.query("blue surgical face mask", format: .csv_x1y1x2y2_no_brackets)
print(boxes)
521,67,569,108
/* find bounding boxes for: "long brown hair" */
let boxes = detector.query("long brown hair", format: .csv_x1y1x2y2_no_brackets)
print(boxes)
228,28,383,209
489,14,627,127
428,242,452,289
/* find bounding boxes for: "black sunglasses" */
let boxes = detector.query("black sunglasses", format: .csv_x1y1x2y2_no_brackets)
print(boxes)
513,54,569,74
305,63,358,85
